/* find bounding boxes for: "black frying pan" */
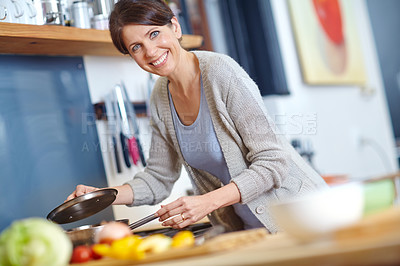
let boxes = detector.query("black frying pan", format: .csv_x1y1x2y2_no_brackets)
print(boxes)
47,189,118,224
47,188,158,228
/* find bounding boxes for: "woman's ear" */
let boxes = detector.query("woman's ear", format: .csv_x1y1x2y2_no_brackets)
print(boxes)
170,16,183,39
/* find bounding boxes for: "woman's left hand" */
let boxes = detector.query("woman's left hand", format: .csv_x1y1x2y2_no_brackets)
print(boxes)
156,195,215,229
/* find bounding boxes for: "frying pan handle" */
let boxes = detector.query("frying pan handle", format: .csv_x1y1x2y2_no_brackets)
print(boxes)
129,213,158,230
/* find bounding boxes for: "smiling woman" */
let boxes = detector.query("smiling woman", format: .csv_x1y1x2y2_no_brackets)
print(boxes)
66,0,328,234
120,18,183,77
109,0,175,55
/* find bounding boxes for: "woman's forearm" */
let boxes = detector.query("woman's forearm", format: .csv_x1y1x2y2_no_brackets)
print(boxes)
205,182,241,211
111,184,134,205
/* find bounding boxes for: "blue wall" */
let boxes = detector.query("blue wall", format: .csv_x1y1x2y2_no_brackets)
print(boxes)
0,55,113,231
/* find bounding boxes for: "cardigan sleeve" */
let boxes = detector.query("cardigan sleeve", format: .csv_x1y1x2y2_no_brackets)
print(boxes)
221,58,290,204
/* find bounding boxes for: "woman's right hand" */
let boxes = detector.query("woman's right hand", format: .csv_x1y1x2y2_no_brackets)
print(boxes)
66,184,99,202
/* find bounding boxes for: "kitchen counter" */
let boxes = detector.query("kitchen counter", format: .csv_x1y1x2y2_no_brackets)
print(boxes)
75,206,400,266
151,227,400,266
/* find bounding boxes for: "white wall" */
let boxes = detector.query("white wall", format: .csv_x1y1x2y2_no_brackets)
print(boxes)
269,0,398,178
83,56,192,229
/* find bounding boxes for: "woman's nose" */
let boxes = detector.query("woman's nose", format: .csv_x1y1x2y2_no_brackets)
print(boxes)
144,43,157,58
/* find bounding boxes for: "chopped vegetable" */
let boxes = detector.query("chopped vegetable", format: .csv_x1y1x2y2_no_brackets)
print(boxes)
91,230,196,261
0,218,72,266
93,235,144,260
171,231,195,248
137,234,172,255
95,222,132,244
70,245,93,264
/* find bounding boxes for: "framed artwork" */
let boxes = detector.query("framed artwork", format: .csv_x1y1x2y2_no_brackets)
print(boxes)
288,0,366,85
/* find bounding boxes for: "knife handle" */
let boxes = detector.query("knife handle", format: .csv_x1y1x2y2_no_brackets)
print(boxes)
112,136,122,173
128,137,139,165
120,132,131,168
136,138,146,167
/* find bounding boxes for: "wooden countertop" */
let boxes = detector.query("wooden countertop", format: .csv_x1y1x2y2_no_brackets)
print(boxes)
75,206,400,266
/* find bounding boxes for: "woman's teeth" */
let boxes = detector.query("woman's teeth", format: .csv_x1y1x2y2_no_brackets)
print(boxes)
153,52,167,66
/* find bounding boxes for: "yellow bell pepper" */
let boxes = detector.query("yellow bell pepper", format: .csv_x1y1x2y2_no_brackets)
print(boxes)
110,235,144,260
171,231,195,248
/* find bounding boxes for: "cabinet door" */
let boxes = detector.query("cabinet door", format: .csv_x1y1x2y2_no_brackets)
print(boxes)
0,55,113,231
367,0,400,144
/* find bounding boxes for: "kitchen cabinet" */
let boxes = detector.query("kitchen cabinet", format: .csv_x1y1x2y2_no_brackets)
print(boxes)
0,23,203,56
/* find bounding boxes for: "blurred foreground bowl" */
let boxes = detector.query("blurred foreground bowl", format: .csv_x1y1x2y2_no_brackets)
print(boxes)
270,182,364,241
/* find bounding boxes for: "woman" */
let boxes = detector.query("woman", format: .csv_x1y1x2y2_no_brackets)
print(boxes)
67,0,327,233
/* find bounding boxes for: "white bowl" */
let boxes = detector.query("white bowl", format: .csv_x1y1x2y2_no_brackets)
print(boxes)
270,182,364,241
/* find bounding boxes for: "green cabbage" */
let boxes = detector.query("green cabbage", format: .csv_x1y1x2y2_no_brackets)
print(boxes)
0,218,72,266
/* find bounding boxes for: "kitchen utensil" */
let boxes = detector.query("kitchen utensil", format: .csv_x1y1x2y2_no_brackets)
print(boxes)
270,182,364,241
128,213,158,230
1,0,24,23
70,0,90,29
112,86,131,168
47,188,118,224
91,13,108,30
120,82,147,166
66,219,129,247
39,0,63,25
105,92,122,173
66,214,157,247
195,225,225,245
0,5,7,21
20,0,37,24
92,0,113,17
115,84,138,166
119,131,133,167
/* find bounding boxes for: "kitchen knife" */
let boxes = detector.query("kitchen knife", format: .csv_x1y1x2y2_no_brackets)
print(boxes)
114,85,138,167
120,82,147,166
113,87,132,168
116,83,141,166
105,93,122,173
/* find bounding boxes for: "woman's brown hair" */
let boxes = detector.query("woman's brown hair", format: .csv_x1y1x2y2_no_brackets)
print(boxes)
109,0,175,55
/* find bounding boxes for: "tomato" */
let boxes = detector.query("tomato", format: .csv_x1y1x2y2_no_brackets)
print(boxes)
70,245,93,264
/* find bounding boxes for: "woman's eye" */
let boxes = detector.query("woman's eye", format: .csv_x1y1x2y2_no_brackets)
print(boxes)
150,31,159,39
132,44,141,52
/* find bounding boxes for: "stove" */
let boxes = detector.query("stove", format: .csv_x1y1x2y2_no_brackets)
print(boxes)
134,222,212,238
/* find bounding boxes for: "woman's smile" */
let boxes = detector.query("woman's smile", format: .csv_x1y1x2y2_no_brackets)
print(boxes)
151,51,168,67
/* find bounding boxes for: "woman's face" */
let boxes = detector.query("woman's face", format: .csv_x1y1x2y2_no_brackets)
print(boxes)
121,17,183,77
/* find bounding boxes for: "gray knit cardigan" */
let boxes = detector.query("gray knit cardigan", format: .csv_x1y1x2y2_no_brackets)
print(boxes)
126,51,327,233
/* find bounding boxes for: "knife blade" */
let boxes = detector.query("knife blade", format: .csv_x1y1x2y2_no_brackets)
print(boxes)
120,82,147,166
114,85,138,167
114,86,132,168
105,92,122,173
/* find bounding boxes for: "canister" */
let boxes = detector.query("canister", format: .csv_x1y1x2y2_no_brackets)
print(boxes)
70,0,90,29
92,0,113,16
91,13,108,30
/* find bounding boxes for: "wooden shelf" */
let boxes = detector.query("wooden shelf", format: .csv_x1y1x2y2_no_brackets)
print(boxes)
0,22,203,57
